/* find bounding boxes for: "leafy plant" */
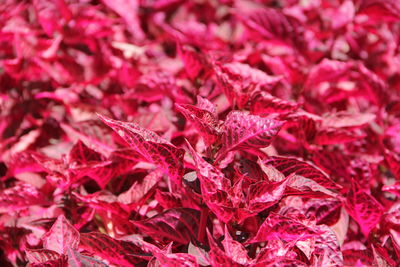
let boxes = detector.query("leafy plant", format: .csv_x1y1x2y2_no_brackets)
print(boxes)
0,0,400,266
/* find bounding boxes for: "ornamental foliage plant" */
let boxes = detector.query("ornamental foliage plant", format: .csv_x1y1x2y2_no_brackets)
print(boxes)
1,0,400,266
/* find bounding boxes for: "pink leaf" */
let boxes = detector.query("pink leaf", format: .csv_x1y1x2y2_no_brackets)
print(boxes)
133,208,200,244
67,248,107,267
222,226,251,265
250,91,300,116
118,169,163,205
42,215,80,255
345,181,384,237
26,249,61,264
247,178,288,213
239,7,304,47
186,140,234,223
218,111,283,157
214,62,281,108
262,157,341,190
250,213,319,243
101,0,144,40
206,230,240,267
177,44,211,80
0,183,48,213
175,103,220,146
98,114,184,184
79,232,146,266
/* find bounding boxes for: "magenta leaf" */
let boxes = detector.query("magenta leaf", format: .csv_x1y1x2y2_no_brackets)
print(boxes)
98,114,184,184
196,96,217,116
345,181,384,237
304,199,342,225
222,226,251,265
312,225,343,266
60,120,116,157
0,183,48,213
133,208,200,244
218,111,283,158
239,7,304,48
67,248,108,267
214,62,281,108
175,103,220,146
206,230,240,267
186,140,234,223
25,249,61,264
42,215,80,255
2,0,399,265
153,250,199,267
262,157,341,190
247,178,288,213
155,190,182,209
118,169,163,205
177,44,211,80
79,232,147,266
250,91,300,116
250,213,319,243
101,0,144,40
314,128,365,145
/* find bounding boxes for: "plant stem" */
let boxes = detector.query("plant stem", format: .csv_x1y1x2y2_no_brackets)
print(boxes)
197,207,209,244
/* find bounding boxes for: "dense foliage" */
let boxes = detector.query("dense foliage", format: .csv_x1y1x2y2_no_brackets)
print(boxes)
1,0,400,266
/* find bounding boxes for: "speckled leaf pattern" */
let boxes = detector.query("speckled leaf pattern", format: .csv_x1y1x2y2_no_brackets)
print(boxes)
250,213,319,243
176,103,220,145
263,157,341,190
219,111,283,156
345,182,384,237
79,232,146,266
133,208,200,244
42,215,80,255
67,248,108,267
99,114,184,184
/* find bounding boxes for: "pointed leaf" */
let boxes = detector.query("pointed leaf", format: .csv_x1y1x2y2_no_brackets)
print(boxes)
247,178,288,213
186,140,234,223
251,92,300,115
79,232,147,266
118,169,163,205
177,44,211,80
219,111,283,157
98,114,184,184
42,215,80,255
345,182,384,236
250,213,319,243
214,62,281,108
175,103,220,146
0,182,48,213
262,157,341,190
222,226,251,265
26,249,61,264
133,208,200,244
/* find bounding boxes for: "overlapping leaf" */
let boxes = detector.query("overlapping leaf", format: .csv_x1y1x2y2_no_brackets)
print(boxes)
42,215,80,255
218,111,283,158
133,208,200,244
98,114,184,184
